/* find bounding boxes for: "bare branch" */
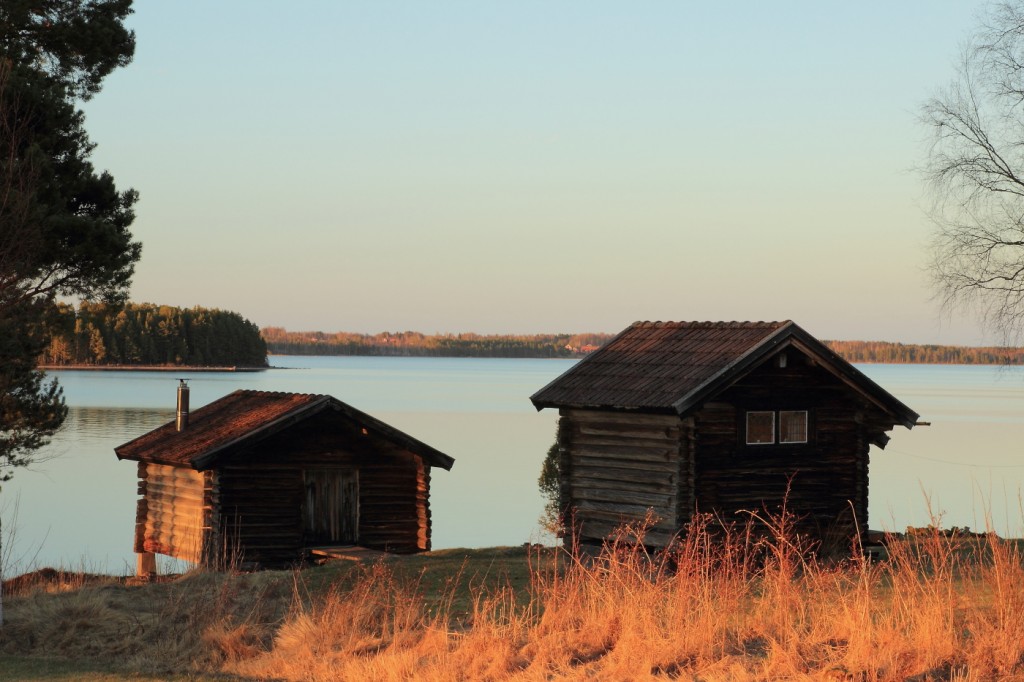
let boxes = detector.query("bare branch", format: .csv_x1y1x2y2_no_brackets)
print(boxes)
921,1,1024,345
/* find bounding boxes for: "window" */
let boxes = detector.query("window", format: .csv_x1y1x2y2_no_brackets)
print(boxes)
779,410,808,444
745,410,809,445
746,411,775,445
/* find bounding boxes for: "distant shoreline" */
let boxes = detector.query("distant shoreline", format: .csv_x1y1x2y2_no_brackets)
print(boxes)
260,332,1024,365
39,343,1024,369
39,364,268,372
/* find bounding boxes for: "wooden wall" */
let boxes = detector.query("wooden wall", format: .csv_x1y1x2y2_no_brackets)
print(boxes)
213,411,431,567
135,462,217,564
556,350,898,552
215,462,303,568
557,408,686,547
692,352,885,550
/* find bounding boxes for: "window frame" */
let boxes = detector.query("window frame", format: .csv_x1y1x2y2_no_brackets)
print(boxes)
745,410,776,445
778,410,809,444
743,409,810,446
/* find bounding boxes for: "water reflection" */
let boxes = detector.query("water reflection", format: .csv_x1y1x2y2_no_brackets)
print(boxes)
859,365,1024,536
2,359,1023,575
2,409,168,577
65,406,175,443
2,358,567,575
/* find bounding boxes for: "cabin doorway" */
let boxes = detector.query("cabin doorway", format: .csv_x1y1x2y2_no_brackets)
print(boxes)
304,469,359,545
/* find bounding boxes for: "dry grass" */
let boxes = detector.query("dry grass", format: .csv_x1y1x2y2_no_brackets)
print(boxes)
231,517,1024,682
1,565,293,676
5,518,1024,681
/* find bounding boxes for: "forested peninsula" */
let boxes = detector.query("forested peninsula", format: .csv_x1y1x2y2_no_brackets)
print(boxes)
40,302,268,368
37,312,1024,367
261,328,1024,364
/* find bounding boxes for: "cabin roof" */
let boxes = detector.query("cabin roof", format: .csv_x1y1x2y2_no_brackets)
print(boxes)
114,390,455,471
530,320,919,428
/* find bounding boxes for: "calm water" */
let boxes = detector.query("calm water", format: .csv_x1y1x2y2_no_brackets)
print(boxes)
2,358,1023,575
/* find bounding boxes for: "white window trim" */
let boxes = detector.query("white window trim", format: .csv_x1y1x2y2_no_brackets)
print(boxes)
779,410,809,444
746,410,809,445
745,410,776,445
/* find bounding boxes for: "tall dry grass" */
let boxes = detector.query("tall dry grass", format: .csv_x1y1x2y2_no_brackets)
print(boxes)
1,565,292,675
5,514,1024,680
230,516,1024,682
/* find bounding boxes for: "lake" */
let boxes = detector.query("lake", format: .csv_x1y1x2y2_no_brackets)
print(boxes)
2,357,1023,576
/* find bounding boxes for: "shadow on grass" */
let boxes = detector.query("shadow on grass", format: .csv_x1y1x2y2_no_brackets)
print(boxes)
0,654,247,681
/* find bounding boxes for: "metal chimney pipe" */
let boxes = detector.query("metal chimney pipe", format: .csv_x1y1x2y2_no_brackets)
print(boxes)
176,379,190,432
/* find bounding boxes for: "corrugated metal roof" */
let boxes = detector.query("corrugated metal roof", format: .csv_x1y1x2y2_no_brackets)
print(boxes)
531,321,790,411
530,320,920,432
115,390,455,471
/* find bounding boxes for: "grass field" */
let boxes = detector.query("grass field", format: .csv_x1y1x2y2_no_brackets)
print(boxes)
3,519,1024,681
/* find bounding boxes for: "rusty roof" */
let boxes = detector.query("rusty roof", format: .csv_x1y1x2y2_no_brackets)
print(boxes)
115,390,455,471
530,320,919,427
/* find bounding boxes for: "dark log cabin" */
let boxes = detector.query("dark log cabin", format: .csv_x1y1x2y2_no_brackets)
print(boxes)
531,321,920,551
115,384,454,574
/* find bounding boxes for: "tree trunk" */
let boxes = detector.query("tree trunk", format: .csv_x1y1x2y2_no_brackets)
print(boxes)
1,515,5,627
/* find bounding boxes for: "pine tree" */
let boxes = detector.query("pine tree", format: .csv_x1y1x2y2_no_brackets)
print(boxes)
0,0,138,479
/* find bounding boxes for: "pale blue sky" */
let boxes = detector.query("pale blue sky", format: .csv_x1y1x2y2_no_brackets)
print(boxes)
82,1,991,343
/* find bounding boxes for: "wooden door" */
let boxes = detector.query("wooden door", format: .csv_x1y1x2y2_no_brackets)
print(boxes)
304,469,359,545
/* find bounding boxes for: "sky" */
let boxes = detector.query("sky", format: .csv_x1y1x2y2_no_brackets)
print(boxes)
80,1,995,344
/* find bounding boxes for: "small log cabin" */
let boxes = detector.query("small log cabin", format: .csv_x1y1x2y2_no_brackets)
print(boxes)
115,385,454,572
531,321,920,551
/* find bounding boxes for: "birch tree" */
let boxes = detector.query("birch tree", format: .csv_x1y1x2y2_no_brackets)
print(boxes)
922,1,1024,344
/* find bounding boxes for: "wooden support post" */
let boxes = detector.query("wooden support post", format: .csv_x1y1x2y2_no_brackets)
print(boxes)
137,552,157,579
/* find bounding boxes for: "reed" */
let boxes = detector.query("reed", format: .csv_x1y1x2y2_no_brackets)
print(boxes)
232,517,1024,681
3,512,1024,680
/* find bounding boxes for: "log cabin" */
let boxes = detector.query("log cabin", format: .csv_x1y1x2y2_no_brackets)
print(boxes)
115,384,454,574
530,321,920,551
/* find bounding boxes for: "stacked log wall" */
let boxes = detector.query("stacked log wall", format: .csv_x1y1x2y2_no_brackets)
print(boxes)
353,445,429,553
215,414,429,567
135,462,212,564
692,354,884,549
215,464,304,568
677,416,696,528
560,408,684,547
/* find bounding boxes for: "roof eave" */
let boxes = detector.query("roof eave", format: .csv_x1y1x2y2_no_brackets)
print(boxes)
670,322,920,429
189,396,334,470
328,398,455,470
114,445,187,468
530,399,677,414
116,392,456,472
529,321,644,411
785,331,920,429
670,321,797,415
